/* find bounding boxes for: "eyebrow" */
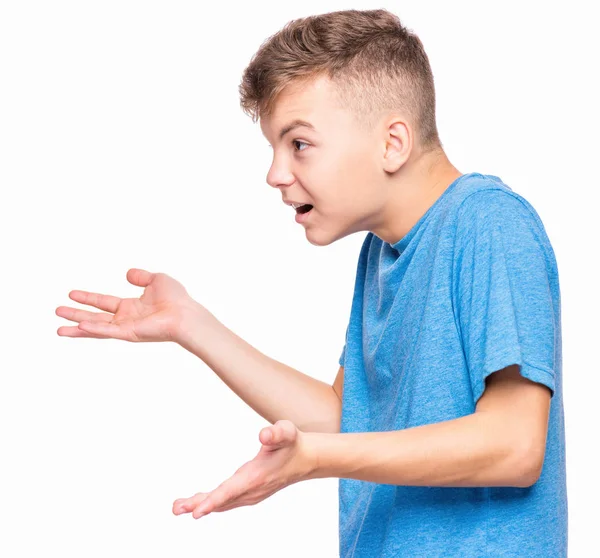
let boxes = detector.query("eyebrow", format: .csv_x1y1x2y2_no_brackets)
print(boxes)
278,119,316,140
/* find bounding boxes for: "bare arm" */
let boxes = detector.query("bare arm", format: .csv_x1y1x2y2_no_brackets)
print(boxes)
305,365,550,488
175,303,342,434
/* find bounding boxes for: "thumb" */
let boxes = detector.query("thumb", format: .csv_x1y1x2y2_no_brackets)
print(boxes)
126,268,154,288
260,420,298,446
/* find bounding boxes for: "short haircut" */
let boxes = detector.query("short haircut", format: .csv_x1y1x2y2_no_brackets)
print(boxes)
239,8,442,153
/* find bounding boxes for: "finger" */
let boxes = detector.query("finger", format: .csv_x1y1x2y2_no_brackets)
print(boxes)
193,500,241,518
172,492,210,515
126,268,155,288
174,493,247,517
68,290,122,314
260,421,294,447
55,306,114,324
77,320,133,341
260,426,277,445
190,470,259,518
202,497,255,513
56,325,112,339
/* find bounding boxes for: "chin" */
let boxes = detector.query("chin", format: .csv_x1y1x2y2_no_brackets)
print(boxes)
306,235,329,247
305,228,329,247
305,227,344,247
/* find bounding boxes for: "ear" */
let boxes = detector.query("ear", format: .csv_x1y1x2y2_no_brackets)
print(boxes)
382,119,412,173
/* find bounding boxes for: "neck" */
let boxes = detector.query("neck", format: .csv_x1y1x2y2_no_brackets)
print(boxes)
373,148,462,245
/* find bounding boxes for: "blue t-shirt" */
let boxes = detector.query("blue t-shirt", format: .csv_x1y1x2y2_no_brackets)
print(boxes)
338,172,567,557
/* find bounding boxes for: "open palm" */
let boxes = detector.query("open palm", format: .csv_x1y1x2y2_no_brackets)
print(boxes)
56,268,201,343
172,420,316,519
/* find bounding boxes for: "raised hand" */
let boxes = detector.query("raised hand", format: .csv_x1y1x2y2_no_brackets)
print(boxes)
55,268,205,343
172,420,317,519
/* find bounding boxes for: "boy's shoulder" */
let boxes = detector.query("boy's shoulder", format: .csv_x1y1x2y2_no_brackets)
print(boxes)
452,172,528,215
450,173,557,268
452,173,548,238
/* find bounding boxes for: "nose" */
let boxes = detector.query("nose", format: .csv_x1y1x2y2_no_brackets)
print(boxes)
265,153,295,190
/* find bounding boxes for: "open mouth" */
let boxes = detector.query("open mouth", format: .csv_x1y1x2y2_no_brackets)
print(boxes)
295,204,313,214
294,203,314,223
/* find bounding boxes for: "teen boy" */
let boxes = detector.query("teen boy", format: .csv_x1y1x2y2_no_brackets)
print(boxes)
56,9,567,557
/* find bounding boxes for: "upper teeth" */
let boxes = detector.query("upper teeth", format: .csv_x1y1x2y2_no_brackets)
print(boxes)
291,203,303,209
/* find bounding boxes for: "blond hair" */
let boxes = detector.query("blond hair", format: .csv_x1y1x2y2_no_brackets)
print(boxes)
239,8,442,153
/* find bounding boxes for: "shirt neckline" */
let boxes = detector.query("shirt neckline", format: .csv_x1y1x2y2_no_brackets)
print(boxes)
389,172,473,253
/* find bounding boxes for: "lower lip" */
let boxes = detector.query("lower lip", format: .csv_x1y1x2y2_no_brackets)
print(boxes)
295,207,313,223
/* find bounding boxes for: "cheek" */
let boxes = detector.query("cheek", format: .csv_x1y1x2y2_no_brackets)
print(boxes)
335,154,377,204
342,137,376,176
308,145,377,216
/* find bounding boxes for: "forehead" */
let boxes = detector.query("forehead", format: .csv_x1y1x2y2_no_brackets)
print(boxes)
260,75,344,140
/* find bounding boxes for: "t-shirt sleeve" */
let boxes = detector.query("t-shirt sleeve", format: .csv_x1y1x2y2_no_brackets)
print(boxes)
452,189,557,405
339,322,349,366
339,343,346,367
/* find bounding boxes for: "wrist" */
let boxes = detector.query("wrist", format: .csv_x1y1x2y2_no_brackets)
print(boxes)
302,432,332,481
171,301,216,348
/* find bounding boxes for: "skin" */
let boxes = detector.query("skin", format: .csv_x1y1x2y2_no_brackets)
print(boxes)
55,272,319,520
173,76,466,519
169,77,547,519
259,73,463,246
55,75,548,521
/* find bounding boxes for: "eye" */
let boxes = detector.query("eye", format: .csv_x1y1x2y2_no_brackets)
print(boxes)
292,140,309,152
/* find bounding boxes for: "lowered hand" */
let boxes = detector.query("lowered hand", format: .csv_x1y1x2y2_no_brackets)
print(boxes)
172,420,317,519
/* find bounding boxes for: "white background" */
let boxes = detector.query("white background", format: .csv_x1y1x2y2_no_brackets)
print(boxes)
1,1,598,556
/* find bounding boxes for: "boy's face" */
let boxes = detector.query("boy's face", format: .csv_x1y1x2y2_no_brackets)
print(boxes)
260,74,390,246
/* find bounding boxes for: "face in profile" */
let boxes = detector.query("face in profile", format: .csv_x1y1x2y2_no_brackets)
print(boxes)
260,74,389,246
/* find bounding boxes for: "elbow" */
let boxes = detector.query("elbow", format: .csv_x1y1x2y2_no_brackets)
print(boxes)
518,462,543,488
513,445,545,488
298,399,342,434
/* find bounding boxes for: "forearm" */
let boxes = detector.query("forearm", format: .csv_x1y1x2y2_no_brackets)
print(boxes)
305,410,537,488
174,303,341,433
